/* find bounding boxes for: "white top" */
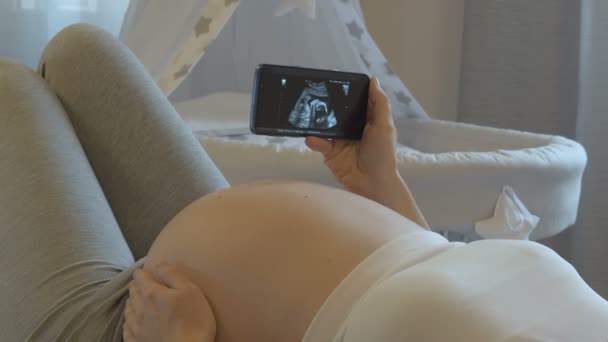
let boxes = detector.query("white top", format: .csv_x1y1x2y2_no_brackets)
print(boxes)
303,232,608,341
302,231,462,341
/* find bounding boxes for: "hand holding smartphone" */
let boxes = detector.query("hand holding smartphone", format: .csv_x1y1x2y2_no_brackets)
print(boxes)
250,64,370,140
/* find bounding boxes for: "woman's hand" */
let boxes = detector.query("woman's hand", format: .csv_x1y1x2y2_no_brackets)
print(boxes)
123,263,216,342
305,77,399,201
306,77,429,228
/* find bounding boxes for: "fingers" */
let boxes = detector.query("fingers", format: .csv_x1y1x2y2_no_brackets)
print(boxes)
126,264,214,342
133,268,161,288
122,322,136,342
127,282,145,327
369,77,388,106
123,295,140,341
133,268,168,302
367,77,392,125
128,282,144,310
124,298,136,323
305,136,334,154
305,136,353,163
156,263,195,290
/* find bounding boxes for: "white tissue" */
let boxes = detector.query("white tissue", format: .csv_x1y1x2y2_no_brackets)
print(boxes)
475,186,540,240
274,0,316,19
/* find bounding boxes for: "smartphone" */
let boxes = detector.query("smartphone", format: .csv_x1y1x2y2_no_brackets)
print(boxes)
250,64,370,140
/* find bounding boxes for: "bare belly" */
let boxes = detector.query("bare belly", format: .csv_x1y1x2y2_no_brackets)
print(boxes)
144,181,425,342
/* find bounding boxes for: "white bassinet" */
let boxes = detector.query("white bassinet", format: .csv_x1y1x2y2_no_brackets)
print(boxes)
174,92,587,241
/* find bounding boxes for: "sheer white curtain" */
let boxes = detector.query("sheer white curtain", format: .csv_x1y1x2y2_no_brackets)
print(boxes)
0,0,128,68
119,0,428,119
169,0,364,101
119,0,207,77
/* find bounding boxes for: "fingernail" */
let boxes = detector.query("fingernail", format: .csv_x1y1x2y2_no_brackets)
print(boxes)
375,77,382,89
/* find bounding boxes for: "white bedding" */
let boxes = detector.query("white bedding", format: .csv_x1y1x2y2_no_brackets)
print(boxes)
173,92,587,241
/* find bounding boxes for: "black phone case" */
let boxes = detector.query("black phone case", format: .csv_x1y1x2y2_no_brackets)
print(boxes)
250,64,369,140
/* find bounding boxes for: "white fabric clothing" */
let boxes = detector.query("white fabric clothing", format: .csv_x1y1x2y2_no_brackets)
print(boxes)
303,232,608,341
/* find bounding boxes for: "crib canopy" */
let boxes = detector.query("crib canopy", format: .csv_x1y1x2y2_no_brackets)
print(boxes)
119,0,428,120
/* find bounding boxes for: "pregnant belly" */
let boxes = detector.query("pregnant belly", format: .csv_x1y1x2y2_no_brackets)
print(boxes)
144,181,423,342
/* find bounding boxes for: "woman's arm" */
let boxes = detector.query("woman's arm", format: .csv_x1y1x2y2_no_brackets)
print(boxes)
366,170,429,229
305,77,429,229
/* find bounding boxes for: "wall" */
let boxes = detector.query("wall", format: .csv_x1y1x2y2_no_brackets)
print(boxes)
360,0,464,121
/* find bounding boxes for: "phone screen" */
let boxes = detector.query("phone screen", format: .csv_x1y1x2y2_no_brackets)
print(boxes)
251,64,370,139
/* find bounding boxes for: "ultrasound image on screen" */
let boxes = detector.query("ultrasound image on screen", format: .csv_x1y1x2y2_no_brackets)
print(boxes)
254,67,367,139
287,81,338,130
275,77,354,135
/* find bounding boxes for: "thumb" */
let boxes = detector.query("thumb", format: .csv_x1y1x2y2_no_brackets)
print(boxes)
156,263,195,290
305,136,334,155
368,77,391,124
